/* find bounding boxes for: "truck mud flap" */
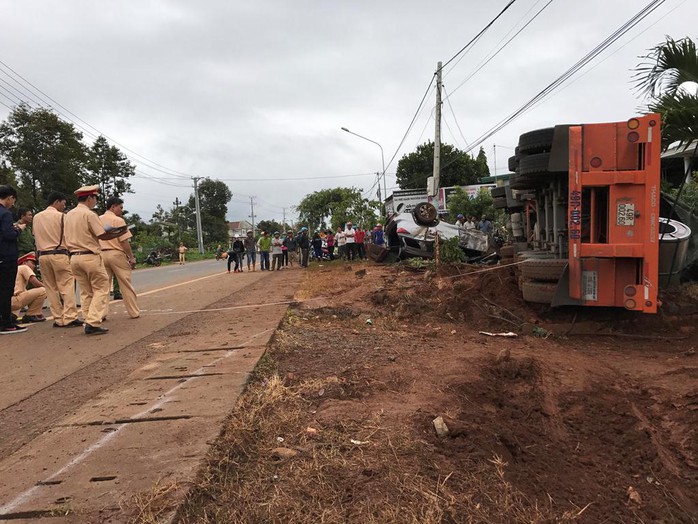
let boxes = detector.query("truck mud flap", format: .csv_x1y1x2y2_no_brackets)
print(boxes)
551,265,583,307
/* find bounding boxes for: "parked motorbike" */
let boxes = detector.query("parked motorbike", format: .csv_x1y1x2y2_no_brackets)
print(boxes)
145,251,162,266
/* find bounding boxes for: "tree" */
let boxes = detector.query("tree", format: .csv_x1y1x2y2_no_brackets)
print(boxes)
185,178,232,245
447,187,497,222
0,104,86,209
256,219,284,235
635,36,698,150
295,187,380,231
395,141,490,190
84,135,135,210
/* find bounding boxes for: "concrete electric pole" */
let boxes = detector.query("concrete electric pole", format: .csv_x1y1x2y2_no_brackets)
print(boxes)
431,61,443,197
249,196,256,237
192,177,204,254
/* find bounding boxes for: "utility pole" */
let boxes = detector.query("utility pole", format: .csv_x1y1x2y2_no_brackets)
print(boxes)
431,61,443,197
282,207,286,231
493,144,497,177
249,196,256,237
192,177,204,254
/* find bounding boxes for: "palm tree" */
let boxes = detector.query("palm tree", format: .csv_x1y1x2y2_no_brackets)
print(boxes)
634,36,698,150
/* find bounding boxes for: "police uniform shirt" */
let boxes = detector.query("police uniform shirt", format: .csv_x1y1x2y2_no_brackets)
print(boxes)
33,206,67,251
99,210,132,252
64,204,105,253
13,265,34,295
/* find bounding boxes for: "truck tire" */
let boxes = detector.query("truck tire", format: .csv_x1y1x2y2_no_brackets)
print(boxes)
521,258,568,282
412,202,438,226
509,173,535,190
518,127,554,154
518,152,551,176
521,280,557,304
491,186,506,198
493,197,508,209
508,155,518,172
500,245,516,257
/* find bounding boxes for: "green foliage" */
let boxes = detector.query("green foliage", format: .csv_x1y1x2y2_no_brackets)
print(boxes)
295,187,380,231
184,178,232,245
257,219,284,234
395,141,490,190
447,187,497,221
84,135,135,210
665,170,698,211
0,104,86,208
439,236,466,264
634,36,698,149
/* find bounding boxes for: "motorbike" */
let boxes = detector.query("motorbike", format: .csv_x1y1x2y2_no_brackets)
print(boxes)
144,251,162,267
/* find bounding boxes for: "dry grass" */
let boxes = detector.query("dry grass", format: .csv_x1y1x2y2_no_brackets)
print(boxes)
173,370,581,523
124,481,184,524
171,265,585,523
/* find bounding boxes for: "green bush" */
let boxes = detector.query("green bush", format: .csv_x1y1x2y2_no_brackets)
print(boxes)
439,236,466,264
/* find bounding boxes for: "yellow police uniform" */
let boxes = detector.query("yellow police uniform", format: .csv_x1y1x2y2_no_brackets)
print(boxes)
33,205,79,326
11,262,47,317
99,210,139,318
64,186,109,330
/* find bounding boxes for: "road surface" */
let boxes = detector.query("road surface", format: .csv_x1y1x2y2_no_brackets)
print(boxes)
0,261,302,521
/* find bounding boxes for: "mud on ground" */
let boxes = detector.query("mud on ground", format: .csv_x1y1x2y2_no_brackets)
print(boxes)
173,262,698,523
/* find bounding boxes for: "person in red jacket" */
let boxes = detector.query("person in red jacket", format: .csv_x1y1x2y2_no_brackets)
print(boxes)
354,226,366,260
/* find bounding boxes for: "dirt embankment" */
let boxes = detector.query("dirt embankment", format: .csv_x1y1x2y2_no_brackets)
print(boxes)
169,262,698,524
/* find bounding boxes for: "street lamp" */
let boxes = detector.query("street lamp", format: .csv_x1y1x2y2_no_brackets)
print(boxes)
341,127,387,207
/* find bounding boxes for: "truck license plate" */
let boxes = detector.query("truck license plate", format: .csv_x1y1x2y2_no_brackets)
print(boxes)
616,202,635,226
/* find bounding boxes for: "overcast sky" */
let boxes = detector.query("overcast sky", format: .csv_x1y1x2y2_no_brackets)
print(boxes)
1,0,696,224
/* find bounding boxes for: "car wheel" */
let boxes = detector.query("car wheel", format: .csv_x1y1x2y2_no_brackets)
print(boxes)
520,258,568,282
412,202,439,226
521,280,557,304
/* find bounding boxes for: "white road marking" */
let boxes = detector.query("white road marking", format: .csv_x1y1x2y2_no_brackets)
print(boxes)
0,329,270,515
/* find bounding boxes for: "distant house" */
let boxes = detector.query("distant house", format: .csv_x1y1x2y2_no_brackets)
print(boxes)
228,220,253,245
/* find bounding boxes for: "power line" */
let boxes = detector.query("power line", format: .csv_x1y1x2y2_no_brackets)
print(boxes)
463,0,670,154
0,59,193,181
440,0,519,71
442,84,470,149
444,0,556,100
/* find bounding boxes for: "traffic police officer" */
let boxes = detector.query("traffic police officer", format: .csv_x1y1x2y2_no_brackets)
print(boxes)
99,196,139,319
64,185,110,335
33,191,83,328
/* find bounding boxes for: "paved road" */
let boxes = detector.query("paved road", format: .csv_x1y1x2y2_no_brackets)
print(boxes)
132,258,228,293
0,265,302,521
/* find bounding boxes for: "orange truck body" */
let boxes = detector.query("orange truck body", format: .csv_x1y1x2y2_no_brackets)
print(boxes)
567,114,661,313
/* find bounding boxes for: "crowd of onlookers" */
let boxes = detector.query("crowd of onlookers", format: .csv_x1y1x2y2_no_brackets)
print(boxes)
217,222,386,273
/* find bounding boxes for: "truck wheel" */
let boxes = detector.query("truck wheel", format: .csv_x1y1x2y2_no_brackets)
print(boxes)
521,280,557,304
412,202,438,226
491,186,506,198
493,197,508,209
521,258,568,282
510,173,535,190
508,155,518,172
518,127,554,154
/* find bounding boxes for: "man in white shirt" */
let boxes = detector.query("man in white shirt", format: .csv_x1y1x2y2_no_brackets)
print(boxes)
335,226,346,260
344,222,356,260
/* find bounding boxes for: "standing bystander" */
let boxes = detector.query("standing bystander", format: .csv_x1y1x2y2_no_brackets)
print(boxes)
258,231,271,271
15,208,35,257
0,185,27,334
244,230,257,271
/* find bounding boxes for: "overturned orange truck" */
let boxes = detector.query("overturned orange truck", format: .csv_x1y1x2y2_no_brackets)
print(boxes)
501,114,689,313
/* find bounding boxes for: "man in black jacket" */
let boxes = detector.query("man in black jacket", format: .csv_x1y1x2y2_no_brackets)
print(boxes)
0,185,27,334
297,227,310,267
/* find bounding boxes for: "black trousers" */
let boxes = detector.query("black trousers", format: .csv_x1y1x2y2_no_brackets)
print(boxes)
0,260,18,327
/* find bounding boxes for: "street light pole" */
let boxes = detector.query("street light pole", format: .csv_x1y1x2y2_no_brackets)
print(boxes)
341,127,387,210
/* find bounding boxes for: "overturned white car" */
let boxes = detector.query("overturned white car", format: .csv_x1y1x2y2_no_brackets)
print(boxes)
384,202,489,260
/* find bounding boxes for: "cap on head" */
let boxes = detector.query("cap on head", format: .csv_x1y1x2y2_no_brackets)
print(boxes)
301,227,308,231
376,223,382,227
457,214,464,219
74,185,99,198
274,231,280,235
18,252,36,264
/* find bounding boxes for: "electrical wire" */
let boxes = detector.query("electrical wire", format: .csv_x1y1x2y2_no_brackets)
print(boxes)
462,0,669,154
444,0,555,100
440,0,519,71
442,84,470,149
